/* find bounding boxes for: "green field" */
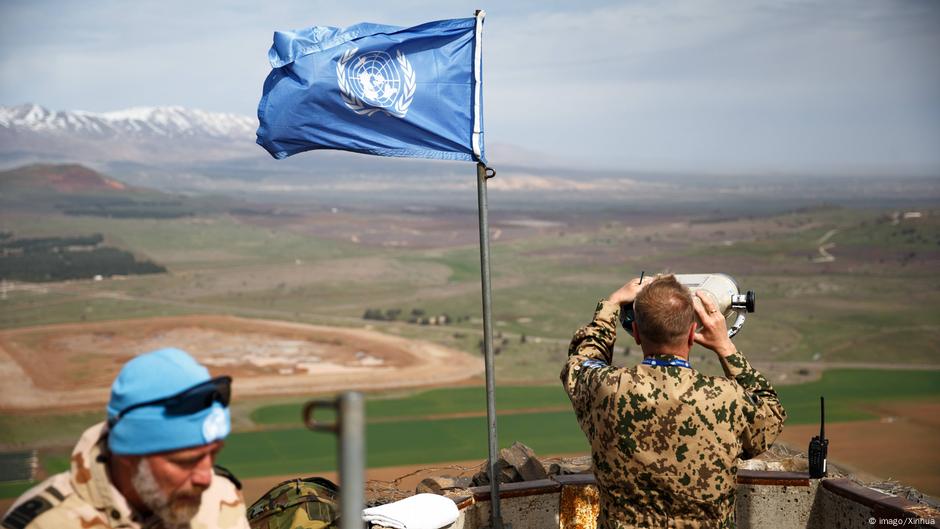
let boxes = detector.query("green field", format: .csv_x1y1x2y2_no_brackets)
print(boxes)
3,206,939,377
173,368,940,478
3,368,936,498
776,369,940,423
251,385,572,425
2,181,939,499
249,369,940,429
221,411,586,477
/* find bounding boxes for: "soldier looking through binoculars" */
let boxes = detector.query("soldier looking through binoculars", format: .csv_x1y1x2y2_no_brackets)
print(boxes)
562,274,787,528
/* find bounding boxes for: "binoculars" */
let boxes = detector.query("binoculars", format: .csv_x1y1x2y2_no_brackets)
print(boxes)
620,273,756,338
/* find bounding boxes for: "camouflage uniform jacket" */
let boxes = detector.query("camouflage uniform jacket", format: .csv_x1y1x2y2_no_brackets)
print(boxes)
561,300,787,529
2,423,250,529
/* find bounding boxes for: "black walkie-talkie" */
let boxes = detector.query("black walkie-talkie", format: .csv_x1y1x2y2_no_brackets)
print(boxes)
808,396,828,478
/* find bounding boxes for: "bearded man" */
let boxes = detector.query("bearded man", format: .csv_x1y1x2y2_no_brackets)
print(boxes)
3,348,250,529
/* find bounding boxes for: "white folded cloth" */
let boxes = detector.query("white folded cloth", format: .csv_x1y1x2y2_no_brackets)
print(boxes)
362,493,459,529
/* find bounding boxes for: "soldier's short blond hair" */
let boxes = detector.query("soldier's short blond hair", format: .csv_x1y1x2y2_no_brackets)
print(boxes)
633,275,695,346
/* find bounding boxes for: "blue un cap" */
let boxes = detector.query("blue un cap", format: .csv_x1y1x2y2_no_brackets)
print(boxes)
107,348,231,455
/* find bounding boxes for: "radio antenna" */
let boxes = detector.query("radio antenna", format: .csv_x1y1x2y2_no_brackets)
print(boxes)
808,395,829,478
819,396,825,439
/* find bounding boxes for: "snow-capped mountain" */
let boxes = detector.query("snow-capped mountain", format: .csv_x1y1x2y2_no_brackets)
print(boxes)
0,103,255,140
0,103,262,167
0,102,483,191
0,103,619,197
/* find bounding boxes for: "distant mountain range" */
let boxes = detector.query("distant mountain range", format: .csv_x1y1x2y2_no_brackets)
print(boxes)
0,103,255,139
0,103,543,169
2,104,935,208
0,103,628,197
0,103,258,166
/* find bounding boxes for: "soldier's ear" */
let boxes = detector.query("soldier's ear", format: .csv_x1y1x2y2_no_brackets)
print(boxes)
111,454,140,475
686,323,696,348
631,321,642,345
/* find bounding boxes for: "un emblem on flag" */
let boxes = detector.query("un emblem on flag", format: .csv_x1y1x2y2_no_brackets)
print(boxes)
337,47,416,118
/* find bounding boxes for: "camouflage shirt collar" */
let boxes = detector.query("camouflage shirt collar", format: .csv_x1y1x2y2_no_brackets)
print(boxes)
69,422,141,526
641,354,691,368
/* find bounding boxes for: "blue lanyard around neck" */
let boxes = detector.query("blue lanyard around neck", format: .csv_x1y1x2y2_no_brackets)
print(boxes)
642,357,691,369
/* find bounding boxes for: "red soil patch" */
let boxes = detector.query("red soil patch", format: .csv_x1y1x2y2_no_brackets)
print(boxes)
5,164,128,193
779,401,940,496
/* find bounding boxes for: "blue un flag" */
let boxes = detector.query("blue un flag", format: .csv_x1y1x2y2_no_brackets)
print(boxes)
256,13,485,163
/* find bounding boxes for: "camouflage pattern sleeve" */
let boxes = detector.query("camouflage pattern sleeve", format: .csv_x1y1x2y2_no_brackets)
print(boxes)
561,299,621,409
719,351,788,459
567,299,620,362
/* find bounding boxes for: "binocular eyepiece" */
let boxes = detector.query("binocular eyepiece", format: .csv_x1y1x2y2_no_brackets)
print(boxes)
620,273,755,338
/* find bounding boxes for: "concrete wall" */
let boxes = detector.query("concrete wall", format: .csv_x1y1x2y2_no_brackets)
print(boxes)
457,493,559,529
434,471,939,529
809,479,939,529
810,485,874,529
448,479,563,529
736,481,819,528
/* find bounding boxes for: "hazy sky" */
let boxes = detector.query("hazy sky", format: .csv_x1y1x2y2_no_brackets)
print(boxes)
1,0,939,174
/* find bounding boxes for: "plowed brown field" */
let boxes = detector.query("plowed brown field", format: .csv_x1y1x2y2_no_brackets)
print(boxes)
0,315,483,411
779,402,940,496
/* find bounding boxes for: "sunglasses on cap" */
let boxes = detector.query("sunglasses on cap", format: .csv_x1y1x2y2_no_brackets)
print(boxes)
108,376,232,428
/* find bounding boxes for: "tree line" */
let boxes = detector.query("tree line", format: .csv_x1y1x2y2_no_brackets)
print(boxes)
362,307,471,325
0,234,166,282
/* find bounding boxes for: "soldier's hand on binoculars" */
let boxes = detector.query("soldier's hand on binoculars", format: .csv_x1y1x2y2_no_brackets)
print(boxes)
692,291,736,358
608,277,647,306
